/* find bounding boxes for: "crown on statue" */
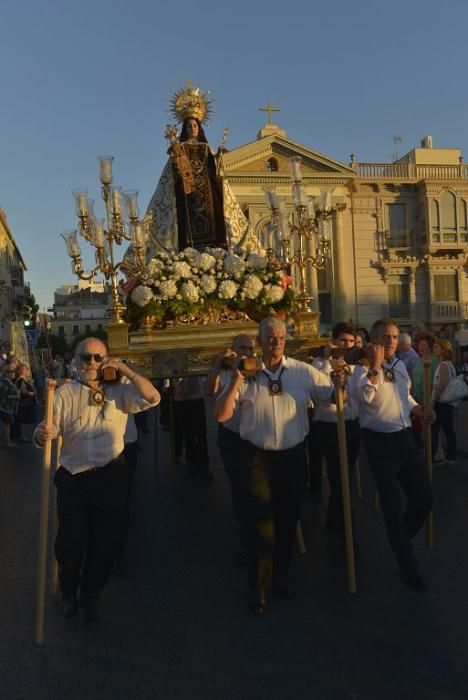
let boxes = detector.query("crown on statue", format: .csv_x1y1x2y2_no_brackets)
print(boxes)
169,79,213,124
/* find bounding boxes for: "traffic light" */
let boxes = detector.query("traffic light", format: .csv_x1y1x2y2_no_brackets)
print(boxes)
22,304,32,327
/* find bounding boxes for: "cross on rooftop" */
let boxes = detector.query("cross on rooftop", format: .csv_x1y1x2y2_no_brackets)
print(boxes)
258,100,281,126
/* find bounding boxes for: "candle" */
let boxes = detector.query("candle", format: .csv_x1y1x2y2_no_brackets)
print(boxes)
132,223,144,248
93,219,105,248
293,184,307,208
111,188,121,213
266,223,275,249
98,155,114,185
290,156,302,182
307,197,316,220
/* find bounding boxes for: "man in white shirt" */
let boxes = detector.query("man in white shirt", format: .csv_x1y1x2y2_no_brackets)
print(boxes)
312,322,364,538
215,317,340,613
35,337,160,627
354,319,434,591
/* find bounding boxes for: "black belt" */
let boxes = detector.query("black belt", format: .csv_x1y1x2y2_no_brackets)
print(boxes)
362,427,411,435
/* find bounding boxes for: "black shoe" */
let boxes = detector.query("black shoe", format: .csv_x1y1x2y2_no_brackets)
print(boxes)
404,572,428,592
248,589,267,615
81,597,101,629
272,577,294,599
62,593,78,619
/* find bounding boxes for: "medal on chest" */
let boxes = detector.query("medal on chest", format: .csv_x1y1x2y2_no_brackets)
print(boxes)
383,359,399,383
263,367,285,396
91,388,106,406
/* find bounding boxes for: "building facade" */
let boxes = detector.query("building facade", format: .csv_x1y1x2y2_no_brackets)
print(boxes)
223,123,468,334
0,208,28,346
50,281,113,345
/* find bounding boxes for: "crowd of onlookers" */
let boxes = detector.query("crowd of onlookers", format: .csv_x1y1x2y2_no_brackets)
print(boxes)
0,352,78,449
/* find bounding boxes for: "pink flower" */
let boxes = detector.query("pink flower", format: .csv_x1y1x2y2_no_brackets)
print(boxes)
279,275,293,289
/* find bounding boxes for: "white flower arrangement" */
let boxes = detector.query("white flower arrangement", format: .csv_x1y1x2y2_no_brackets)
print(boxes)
131,285,154,307
125,246,295,327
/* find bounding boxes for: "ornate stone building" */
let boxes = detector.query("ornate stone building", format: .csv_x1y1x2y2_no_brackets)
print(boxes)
223,122,468,333
0,208,28,345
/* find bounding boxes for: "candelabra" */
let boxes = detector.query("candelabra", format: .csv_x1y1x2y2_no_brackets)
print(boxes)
265,157,336,318
61,156,148,326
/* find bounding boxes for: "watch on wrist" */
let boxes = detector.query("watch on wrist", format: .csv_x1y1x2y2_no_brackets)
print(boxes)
367,368,379,378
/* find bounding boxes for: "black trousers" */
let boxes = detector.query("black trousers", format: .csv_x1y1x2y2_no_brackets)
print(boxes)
362,428,434,572
315,418,361,532
54,454,130,598
116,441,139,561
216,424,252,555
432,401,457,461
246,441,307,592
174,397,210,473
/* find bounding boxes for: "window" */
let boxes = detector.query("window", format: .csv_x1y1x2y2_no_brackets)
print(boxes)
431,199,440,231
459,200,467,230
85,324,91,333
318,293,332,324
388,275,409,318
387,204,407,247
266,157,278,172
72,325,79,335
434,273,458,302
97,324,103,331
440,190,456,231
58,326,65,336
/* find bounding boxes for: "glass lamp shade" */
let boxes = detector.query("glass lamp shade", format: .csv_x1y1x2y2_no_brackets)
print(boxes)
72,189,89,216
292,183,307,208
290,156,303,182
265,189,279,210
109,186,123,214
307,197,317,221
98,156,114,185
60,229,81,258
123,190,139,219
131,223,145,248
92,218,106,248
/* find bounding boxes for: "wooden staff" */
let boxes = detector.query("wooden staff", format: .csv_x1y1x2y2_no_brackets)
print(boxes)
333,375,357,593
296,521,306,555
423,358,434,549
50,434,62,596
373,490,380,512
169,379,177,479
154,402,159,478
35,378,56,645
355,459,363,500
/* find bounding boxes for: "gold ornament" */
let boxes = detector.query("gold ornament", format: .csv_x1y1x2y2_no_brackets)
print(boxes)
169,79,213,124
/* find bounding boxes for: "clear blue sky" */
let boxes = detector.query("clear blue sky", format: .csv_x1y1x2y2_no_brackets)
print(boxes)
1,0,467,310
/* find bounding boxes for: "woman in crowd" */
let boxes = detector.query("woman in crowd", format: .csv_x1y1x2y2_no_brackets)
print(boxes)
412,333,439,404
431,339,458,465
15,364,37,443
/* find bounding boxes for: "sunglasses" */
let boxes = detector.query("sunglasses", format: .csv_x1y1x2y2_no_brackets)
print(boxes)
79,353,106,363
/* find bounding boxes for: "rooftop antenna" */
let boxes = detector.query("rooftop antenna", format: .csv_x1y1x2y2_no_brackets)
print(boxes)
393,134,402,161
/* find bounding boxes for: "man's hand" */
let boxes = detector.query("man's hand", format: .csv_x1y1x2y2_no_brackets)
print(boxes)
411,405,436,425
35,420,57,444
367,344,385,370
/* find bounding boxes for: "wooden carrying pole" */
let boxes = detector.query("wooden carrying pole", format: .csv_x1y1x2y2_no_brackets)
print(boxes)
35,378,56,645
334,378,357,593
423,359,434,549
50,434,62,595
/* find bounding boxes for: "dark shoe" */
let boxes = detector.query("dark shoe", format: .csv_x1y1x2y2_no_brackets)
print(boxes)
272,577,293,599
81,597,101,629
199,470,214,482
62,593,78,619
248,589,267,615
113,558,128,578
404,572,428,592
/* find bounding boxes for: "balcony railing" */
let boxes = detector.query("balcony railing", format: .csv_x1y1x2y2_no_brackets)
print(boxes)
385,230,411,248
430,302,468,322
355,163,468,180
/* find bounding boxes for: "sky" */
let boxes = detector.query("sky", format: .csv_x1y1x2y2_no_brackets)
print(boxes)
1,0,467,310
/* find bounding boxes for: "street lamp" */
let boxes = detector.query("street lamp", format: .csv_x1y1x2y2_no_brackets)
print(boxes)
61,156,149,325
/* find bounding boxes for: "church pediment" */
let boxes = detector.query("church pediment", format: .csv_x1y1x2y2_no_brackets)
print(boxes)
223,134,355,178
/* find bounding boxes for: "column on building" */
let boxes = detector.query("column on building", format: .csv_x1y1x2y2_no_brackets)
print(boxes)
332,203,348,322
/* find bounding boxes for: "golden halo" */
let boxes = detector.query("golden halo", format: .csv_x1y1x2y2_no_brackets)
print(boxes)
169,79,213,124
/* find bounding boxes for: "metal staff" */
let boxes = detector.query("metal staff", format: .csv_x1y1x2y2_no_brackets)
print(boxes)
35,378,56,645
333,373,357,593
423,358,434,549
169,379,177,479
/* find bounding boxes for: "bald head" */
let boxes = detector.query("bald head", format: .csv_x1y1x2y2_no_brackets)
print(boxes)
232,334,255,357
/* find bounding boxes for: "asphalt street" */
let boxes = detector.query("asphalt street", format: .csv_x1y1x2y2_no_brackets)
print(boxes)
0,402,467,700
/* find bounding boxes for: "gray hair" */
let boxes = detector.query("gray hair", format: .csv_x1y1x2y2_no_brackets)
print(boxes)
258,316,286,341
399,332,412,346
74,337,109,358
